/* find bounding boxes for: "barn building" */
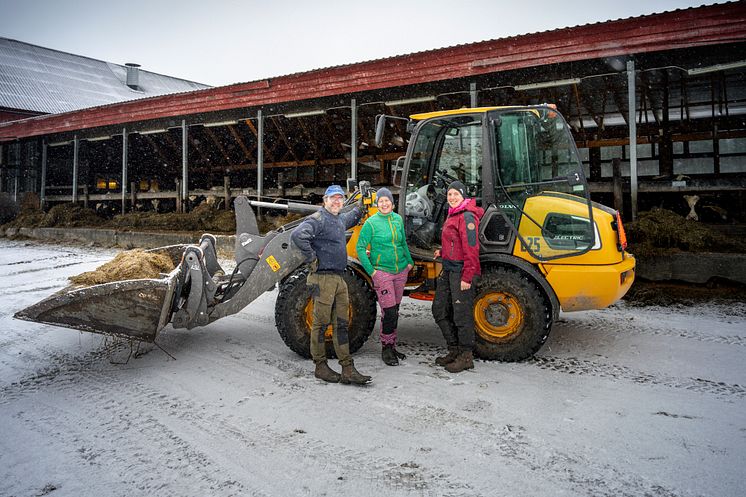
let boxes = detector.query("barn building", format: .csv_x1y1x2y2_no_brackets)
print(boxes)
0,2,745,222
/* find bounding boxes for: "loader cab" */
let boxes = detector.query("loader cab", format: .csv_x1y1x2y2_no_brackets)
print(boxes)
398,106,596,261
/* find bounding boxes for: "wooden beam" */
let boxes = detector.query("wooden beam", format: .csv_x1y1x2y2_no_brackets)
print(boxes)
245,119,273,160
270,116,301,163
203,127,235,167
296,118,324,161
143,135,171,166
228,124,253,162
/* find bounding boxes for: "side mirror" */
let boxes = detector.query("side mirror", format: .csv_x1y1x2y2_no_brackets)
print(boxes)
346,177,357,193
374,114,386,148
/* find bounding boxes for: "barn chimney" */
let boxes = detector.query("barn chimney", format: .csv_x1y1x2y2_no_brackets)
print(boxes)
125,63,141,90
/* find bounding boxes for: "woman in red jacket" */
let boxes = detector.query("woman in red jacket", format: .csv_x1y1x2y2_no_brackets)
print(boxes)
432,181,484,373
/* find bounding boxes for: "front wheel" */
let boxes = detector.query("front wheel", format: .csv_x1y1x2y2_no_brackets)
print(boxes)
275,267,377,358
472,267,552,361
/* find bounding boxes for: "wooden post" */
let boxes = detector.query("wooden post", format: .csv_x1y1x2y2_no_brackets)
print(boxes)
130,181,137,209
175,178,182,213
223,175,231,210
83,185,89,209
612,158,623,214
278,172,285,198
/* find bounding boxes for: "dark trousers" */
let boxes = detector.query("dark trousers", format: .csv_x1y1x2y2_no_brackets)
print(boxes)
431,268,475,351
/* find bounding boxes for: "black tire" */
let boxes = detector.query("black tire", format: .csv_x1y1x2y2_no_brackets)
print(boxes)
472,267,552,362
275,266,377,358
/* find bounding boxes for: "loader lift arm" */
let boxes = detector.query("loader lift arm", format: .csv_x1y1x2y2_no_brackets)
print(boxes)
14,194,327,342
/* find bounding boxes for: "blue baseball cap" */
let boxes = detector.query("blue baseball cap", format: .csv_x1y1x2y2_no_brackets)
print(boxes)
324,184,345,197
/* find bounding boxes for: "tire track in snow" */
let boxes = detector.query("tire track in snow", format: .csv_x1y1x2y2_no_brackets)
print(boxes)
527,356,746,398
11,377,259,497
0,338,475,496
396,341,746,399
0,341,138,404
0,252,86,267
558,314,746,347
393,400,684,497
202,340,686,497
0,283,67,297
3,259,102,277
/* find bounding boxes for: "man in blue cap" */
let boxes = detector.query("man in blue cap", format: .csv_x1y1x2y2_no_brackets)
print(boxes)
291,184,372,385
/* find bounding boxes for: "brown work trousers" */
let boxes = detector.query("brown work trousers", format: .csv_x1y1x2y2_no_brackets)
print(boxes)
306,272,352,366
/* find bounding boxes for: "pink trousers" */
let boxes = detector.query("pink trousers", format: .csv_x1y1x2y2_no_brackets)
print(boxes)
372,268,409,345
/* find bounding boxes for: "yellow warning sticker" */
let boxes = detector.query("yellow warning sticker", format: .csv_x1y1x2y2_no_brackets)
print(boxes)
266,255,281,272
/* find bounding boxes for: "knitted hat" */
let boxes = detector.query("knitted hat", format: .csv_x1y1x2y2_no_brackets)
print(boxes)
324,184,345,197
376,187,394,205
447,180,466,197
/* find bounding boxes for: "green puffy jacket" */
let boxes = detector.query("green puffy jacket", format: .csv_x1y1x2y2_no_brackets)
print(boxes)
356,211,414,276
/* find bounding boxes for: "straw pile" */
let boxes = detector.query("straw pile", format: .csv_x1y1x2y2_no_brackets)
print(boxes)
626,208,746,257
69,249,175,286
110,203,236,233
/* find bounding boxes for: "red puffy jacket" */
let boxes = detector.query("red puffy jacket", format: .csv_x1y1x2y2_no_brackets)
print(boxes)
440,198,484,284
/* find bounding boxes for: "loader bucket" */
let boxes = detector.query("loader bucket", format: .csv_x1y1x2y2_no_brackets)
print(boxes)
14,247,186,342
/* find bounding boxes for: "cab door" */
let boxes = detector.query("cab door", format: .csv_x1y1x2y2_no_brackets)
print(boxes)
485,107,597,261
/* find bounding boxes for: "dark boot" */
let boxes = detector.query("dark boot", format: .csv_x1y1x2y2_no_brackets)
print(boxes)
314,361,341,383
445,351,474,373
382,345,399,366
393,347,406,360
435,346,459,366
341,361,372,385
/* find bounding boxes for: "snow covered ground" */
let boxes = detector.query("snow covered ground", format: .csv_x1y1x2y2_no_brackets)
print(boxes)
1,238,744,497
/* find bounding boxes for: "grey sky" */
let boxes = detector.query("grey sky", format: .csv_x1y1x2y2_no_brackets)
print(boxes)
0,0,731,87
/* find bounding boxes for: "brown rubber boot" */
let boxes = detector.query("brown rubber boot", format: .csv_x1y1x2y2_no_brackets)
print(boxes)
445,351,474,373
435,346,459,366
341,361,372,385
314,361,341,383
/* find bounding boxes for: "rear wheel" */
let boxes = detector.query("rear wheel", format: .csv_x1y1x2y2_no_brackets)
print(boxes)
275,267,377,358
473,267,552,361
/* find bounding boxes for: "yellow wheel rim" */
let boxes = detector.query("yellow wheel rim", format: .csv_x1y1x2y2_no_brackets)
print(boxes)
304,299,352,339
474,292,524,342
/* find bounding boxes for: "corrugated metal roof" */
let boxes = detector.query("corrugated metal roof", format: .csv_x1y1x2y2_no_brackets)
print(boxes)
224,3,736,86
0,37,210,114
1,2,744,141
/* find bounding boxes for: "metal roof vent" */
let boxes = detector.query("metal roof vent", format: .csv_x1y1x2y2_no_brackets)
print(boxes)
125,63,141,90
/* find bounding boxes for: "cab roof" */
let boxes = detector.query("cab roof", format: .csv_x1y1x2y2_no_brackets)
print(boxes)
410,105,551,121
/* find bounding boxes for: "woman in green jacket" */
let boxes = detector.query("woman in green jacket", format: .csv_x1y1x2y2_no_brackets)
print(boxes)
356,188,414,365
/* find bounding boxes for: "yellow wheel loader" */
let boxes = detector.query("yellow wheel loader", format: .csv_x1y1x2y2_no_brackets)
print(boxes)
16,105,634,362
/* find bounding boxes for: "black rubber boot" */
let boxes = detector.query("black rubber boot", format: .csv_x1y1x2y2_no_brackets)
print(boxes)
341,361,372,385
435,346,459,367
382,345,399,366
314,361,341,383
445,351,474,373
393,347,406,360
